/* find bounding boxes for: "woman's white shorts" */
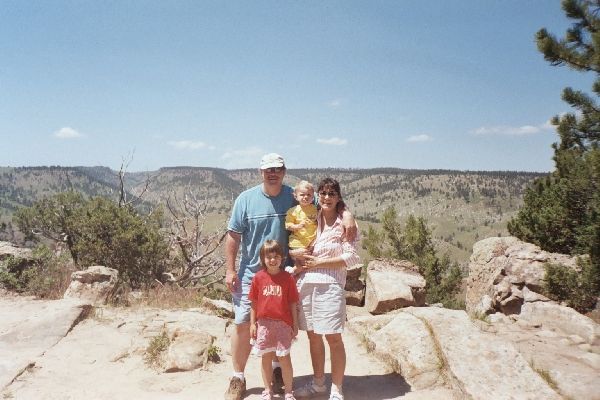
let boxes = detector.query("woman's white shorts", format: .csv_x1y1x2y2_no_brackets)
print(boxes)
298,282,345,335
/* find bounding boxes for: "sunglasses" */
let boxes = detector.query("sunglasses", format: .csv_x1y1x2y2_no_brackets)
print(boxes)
319,191,338,197
263,167,285,173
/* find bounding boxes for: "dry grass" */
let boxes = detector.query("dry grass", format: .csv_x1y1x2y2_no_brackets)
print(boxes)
144,327,170,369
529,360,559,392
124,283,231,310
418,317,448,373
127,285,204,309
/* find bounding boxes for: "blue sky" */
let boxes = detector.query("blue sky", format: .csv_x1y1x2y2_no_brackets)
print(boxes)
1,1,595,172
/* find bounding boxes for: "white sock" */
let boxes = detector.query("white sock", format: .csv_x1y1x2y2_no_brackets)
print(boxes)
233,371,245,381
272,361,281,369
331,383,343,394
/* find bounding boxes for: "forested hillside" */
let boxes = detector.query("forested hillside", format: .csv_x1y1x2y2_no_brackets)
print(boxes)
0,166,545,265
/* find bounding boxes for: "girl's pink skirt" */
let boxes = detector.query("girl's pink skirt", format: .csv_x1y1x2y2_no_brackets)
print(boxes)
251,318,294,357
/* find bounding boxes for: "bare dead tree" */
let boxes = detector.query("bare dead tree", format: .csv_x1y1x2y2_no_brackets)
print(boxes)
117,151,150,208
166,189,227,287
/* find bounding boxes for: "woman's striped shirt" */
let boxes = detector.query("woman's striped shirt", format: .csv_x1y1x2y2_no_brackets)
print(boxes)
298,211,360,287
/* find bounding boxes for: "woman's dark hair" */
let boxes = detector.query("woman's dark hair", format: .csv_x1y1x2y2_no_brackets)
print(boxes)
317,177,346,213
259,240,285,269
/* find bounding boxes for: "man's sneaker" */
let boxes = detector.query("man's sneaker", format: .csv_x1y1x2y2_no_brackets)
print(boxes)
294,380,327,398
285,393,297,400
261,389,274,400
224,376,246,400
272,366,285,394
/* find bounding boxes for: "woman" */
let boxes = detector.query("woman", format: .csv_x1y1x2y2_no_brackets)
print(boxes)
292,177,360,400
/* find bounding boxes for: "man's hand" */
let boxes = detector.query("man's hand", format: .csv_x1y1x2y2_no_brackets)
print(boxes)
341,209,358,242
224,231,241,292
225,269,238,292
250,322,257,339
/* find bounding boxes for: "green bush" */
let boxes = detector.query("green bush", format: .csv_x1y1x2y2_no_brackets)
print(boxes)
544,259,599,312
0,246,73,298
14,192,170,289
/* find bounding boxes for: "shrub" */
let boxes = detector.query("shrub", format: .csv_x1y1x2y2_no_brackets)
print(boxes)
14,192,170,289
0,246,73,298
544,259,599,313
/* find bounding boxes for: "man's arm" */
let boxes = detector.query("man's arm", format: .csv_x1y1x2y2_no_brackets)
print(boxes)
341,209,358,242
225,230,241,292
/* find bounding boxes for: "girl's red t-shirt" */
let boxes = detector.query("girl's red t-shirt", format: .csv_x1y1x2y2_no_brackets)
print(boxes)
248,269,299,327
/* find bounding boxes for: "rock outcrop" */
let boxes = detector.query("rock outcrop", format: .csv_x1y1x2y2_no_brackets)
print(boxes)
0,297,90,389
63,265,118,305
0,241,33,261
466,236,580,316
344,264,365,306
365,259,426,314
349,307,566,400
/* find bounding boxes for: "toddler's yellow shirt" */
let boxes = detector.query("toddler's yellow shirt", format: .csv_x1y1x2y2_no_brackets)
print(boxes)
286,204,318,248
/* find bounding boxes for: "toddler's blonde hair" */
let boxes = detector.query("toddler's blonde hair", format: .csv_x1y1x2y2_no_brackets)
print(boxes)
294,180,314,193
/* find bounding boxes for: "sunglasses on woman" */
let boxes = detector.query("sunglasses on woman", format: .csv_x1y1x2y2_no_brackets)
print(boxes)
318,191,338,197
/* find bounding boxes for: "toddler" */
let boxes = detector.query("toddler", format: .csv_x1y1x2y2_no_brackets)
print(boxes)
285,180,317,274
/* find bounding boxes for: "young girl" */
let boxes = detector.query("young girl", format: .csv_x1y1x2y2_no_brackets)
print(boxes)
249,240,299,400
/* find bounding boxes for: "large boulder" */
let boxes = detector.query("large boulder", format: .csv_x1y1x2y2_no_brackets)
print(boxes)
63,265,118,305
349,307,563,400
348,312,443,390
466,236,579,316
0,242,33,261
344,264,365,306
164,329,215,372
365,259,426,314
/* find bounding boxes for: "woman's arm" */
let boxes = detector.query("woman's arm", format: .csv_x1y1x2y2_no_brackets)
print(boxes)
289,302,298,338
249,303,257,339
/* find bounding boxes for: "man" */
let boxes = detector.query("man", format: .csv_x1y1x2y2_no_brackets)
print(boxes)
224,153,293,400
224,153,356,400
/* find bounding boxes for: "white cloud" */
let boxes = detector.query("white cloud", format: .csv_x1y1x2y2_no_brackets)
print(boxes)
221,146,263,168
168,140,212,150
406,134,433,143
316,137,348,146
53,127,82,139
471,121,554,136
327,98,344,108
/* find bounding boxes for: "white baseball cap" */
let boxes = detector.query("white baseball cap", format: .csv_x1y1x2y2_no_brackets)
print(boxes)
260,153,286,169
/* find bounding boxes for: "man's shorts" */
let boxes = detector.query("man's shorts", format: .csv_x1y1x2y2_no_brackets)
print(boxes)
298,282,345,335
232,279,252,325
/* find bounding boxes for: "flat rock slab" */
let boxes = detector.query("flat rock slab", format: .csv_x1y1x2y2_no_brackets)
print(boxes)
2,302,426,399
0,297,88,389
402,307,562,400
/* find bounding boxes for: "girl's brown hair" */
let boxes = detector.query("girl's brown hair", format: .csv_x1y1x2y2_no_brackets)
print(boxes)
259,240,285,269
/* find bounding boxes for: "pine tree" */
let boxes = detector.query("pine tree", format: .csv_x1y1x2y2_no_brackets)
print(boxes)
509,0,600,310
362,207,464,309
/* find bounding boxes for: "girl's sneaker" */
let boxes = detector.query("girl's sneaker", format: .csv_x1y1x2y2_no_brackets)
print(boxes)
261,389,274,400
285,393,297,400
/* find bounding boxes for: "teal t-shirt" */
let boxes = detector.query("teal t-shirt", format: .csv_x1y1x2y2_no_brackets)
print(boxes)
228,184,295,284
